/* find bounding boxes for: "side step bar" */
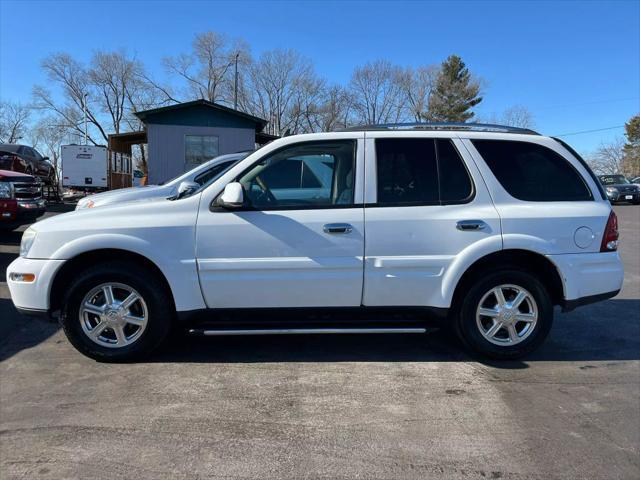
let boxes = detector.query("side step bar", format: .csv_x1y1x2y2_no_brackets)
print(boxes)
189,327,427,336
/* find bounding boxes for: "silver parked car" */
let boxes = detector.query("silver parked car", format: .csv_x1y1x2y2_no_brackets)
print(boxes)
76,152,250,210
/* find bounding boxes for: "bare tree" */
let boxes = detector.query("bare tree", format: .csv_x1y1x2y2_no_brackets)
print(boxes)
33,53,107,145
349,60,405,125
587,138,626,174
243,49,318,136
315,85,352,132
34,50,163,151
0,101,31,143
397,65,439,122
165,31,249,104
498,105,534,129
31,117,69,176
89,50,145,135
288,75,327,134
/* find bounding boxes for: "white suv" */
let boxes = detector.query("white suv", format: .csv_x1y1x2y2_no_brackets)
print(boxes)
7,124,623,362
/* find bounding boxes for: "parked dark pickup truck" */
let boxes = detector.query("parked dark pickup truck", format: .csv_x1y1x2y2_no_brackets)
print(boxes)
0,170,46,230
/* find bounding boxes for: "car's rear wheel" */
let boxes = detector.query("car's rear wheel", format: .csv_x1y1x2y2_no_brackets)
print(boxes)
453,269,553,359
59,262,173,362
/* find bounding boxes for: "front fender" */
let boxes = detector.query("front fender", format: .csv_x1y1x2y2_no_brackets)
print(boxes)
44,233,205,312
50,233,154,260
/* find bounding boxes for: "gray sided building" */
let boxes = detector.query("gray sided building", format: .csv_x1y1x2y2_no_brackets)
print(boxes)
134,100,274,185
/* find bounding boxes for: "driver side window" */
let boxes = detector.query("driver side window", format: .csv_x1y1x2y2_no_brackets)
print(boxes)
238,140,356,209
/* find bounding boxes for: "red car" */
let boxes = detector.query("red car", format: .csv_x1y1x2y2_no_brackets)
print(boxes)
0,169,46,231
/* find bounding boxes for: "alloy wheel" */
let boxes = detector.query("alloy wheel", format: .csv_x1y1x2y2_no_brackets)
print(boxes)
79,282,149,348
475,284,538,346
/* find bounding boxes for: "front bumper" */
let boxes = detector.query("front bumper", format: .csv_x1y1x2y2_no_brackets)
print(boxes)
547,251,624,310
612,192,640,202
0,199,46,229
6,256,66,314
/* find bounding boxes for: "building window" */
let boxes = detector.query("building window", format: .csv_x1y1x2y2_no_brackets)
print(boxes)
185,135,219,165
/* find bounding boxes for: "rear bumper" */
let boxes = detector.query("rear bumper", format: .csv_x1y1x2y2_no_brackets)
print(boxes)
561,289,620,312
547,252,624,309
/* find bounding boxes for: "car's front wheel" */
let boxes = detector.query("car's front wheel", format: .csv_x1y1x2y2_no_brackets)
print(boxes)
453,269,553,359
60,262,173,362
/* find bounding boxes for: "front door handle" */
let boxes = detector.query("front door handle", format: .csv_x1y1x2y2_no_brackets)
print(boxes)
456,220,488,231
323,223,353,234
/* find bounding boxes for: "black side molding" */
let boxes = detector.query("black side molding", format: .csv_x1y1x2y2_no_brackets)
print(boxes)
561,289,620,312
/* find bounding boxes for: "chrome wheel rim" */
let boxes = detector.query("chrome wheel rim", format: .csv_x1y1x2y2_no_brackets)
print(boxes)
475,284,538,346
79,282,148,349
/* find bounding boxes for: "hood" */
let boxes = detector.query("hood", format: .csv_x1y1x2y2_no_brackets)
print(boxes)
0,169,35,181
77,184,167,208
25,193,202,260
35,194,183,232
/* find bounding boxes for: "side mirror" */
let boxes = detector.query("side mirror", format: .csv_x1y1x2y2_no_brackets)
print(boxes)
175,181,200,199
218,182,245,209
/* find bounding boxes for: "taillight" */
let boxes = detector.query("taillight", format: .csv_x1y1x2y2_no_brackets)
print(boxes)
600,211,619,252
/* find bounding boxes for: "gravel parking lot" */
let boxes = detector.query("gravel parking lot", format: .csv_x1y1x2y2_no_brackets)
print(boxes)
1,206,638,480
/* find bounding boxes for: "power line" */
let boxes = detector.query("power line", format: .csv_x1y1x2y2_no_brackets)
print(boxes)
554,125,625,137
538,96,639,111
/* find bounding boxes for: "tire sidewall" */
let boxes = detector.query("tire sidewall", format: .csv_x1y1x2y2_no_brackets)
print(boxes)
60,264,173,362
456,269,553,359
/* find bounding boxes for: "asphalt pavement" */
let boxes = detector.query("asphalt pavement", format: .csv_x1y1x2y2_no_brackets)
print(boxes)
0,206,638,479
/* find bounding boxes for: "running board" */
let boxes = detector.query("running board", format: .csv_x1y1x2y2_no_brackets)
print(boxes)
189,327,427,336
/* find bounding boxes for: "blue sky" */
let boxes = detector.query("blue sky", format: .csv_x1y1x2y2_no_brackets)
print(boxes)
1,0,638,154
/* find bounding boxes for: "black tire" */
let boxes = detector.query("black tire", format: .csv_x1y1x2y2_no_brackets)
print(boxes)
453,269,553,360
59,261,174,362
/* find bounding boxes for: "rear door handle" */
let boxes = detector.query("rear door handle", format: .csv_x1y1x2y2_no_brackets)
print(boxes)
323,223,353,234
456,220,488,231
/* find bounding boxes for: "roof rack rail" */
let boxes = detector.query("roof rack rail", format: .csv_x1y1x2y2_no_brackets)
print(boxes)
341,122,540,135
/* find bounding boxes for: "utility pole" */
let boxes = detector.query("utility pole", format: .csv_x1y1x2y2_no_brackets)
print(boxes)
83,93,88,145
234,52,239,110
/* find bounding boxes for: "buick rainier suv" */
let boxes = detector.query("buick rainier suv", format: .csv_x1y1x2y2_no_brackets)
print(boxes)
7,124,623,362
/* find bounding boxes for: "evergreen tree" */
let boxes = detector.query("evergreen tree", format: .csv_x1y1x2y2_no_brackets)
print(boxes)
426,55,482,122
623,114,640,177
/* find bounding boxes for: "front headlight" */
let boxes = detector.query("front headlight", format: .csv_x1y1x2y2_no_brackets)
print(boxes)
606,187,619,195
20,228,37,258
0,182,13,199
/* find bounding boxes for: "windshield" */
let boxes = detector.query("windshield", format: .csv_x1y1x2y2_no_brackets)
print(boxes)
599,175,630,185
163,152,251,187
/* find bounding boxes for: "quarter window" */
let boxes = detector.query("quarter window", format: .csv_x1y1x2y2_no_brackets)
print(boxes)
472,140,592,201
185,135,219,165
375,138,473,206
436,139,474,203
238,140,355,209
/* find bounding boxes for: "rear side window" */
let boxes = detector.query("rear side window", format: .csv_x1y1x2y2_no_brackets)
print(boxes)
472,140,592,201
375,138,473,206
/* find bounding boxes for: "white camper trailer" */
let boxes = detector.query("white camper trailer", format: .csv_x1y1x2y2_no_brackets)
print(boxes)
61,145,108,190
